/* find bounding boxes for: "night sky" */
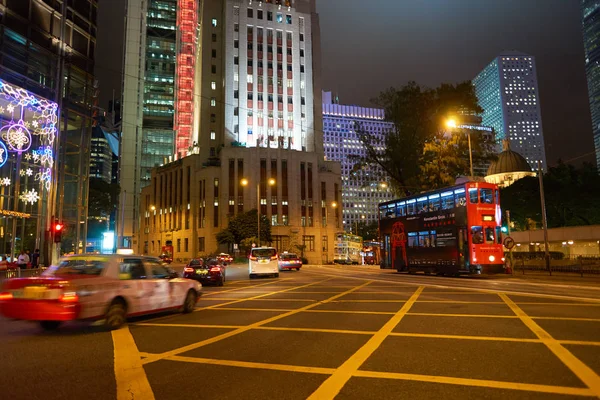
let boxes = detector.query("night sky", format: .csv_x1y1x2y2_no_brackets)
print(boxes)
96,0,594,167
317,0,594,166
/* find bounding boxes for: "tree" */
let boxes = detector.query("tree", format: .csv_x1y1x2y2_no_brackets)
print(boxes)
216,209,273,251
353,81,486,195
500,162,600,230
357,221,379,241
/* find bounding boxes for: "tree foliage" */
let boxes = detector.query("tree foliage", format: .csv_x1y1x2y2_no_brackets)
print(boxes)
501,162,600,230
216,209,273,249
356,221,379,242
354,81,493,195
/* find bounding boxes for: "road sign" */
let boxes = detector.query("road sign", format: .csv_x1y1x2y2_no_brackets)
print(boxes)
503,236,515,249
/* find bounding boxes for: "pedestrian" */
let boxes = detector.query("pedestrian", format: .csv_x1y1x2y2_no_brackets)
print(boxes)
31,249,40,269
17,250,29,270
0,256,7,271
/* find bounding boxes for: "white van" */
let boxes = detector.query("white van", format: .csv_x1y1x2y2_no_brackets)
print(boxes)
249,247,279,278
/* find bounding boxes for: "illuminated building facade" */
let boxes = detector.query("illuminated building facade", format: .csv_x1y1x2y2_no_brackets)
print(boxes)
473,52,547,170
321,91,394,232
581,0,600,169
137,0,343,264
0,0,97,259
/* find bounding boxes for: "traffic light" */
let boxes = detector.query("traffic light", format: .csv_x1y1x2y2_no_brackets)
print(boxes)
53,221,63,243
501,226,508,234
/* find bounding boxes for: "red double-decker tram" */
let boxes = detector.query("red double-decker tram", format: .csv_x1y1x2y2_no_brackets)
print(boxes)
379,182,504,275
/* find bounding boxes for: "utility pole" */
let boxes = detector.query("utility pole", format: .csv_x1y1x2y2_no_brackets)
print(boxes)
537,161,551,274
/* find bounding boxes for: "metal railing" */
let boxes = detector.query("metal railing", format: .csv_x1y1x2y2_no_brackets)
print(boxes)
512,257,600,276
0,267,47,283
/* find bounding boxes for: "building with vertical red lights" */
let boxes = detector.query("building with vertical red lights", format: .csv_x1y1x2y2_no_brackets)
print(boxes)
130,0,342,263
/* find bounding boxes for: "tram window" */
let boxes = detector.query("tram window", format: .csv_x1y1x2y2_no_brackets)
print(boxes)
418,231,429,247
480,188,493,204
495,227,502,244
471,226,484,244
417,197,428,213
396,202,406,216
494,189,500,205
468,188,478,204
441,191,454,209
455,189,466,207
406,200,416,215
408,232,418,247
429,195,440,211
485,227,495,244
430,230,437,247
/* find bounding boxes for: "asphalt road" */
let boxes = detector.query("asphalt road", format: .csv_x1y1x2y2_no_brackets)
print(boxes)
1,264,600,400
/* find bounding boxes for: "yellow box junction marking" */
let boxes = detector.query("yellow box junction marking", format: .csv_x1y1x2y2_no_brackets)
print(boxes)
500,293,600,398
112,327,155,400
307,286,425,399
141,279,374,365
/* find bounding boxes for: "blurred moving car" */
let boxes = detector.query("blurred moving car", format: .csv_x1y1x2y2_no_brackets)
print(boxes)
217,253,233,265
249,247,279,278
278,252,302,271
183,258,225,286
0,254,201,331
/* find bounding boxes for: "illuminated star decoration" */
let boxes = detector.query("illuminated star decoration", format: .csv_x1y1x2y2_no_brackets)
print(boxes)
19,189,40,205
19,169,26,176
32,120,38,128
1,177,10,186
32,153,39,162
24,153,32,161
25,168,33,177
6,104,14,113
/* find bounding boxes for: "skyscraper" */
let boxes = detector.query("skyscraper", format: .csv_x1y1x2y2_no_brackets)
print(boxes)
473,52,547,170
322,91,394,232
581,0,600,169
135,0,342,263
0,0,97,259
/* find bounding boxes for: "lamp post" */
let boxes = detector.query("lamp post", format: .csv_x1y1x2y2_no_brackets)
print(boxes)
241,178,275,246
446,118,474,180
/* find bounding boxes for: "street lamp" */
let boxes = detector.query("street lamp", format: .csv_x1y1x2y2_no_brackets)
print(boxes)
241,177,275,246
324,201,338,227
446,118,474,180
355,214,366,236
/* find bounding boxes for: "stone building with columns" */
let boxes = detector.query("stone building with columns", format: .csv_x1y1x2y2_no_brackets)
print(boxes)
139,146,341,264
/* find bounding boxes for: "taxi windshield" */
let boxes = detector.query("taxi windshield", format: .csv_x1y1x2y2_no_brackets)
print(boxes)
44,257,108,276
280,253,298,260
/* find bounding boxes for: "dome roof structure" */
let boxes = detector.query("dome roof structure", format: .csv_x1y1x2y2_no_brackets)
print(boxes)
487,140,532,176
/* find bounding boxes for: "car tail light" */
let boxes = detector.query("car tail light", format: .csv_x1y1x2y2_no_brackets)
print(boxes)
184,267,194,273
249,256,257,261
59,291,79,303
271,255,278,260
0,292,12,301
210,267,221,272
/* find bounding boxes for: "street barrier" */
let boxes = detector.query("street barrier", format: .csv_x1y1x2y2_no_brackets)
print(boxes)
513,257,600,276
0,267,47,283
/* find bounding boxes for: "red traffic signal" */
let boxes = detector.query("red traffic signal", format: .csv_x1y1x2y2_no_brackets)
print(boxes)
53,221,63,243
54,223,63,232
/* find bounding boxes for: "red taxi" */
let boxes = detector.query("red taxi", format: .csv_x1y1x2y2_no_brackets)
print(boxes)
278,252,302,271
217,253,233,265
0,254,202,331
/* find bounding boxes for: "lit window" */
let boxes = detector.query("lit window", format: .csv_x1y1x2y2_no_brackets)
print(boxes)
212,18,217,27
210,131,216,140
276,13,283,23
247,75,253,84
211,98,216,107
211,81,216,90
234,72,239,82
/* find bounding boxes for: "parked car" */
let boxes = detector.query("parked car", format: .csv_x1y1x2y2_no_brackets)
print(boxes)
278,252,302,271
0,254,201,331
183,258,226,286
217,253,233,265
